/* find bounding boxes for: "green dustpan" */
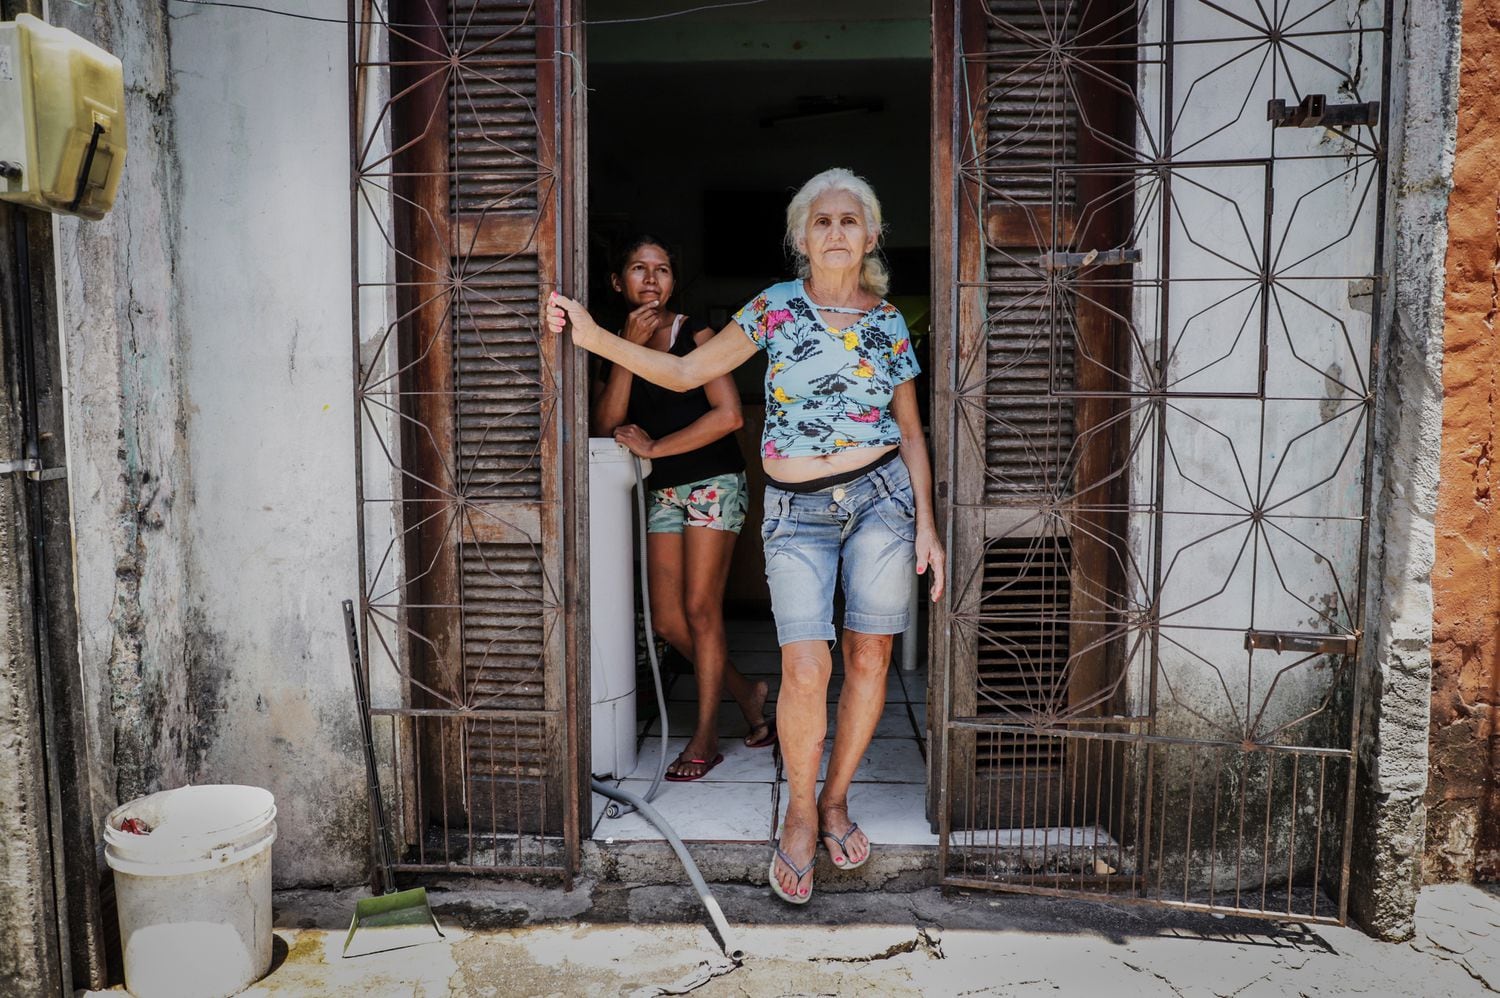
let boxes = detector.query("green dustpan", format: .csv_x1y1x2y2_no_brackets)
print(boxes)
341,600,445,958
343,887,444,958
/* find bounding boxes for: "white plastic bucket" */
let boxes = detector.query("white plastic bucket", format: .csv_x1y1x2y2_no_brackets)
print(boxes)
104,785,278,998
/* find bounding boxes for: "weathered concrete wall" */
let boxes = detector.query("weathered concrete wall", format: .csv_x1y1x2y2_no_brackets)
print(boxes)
52,0,196,831
52,1,371,886
1425,0,1500,884
1348,0,1460,941
166,1,366,885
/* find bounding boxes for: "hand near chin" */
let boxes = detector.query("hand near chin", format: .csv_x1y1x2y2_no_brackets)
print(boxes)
622,301,661,345
547,292,601,349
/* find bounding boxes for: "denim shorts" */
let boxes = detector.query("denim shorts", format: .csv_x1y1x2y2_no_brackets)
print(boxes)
647,471,749,534
760,455,917,646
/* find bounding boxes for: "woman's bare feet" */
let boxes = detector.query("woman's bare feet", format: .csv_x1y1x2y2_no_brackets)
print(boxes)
738,677,773,747
817,798,870,867
666,731,721,780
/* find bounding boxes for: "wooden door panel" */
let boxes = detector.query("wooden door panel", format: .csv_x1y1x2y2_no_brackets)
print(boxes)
933,0,1135,833
363,0,579,871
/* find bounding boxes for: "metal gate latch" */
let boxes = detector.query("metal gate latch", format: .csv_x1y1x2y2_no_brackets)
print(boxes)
1043,247,1142,270
1267,95,1380,129
1244,629,1358,655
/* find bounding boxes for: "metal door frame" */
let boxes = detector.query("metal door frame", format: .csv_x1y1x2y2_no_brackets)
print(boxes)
931,0,1393,924
347,0,588,884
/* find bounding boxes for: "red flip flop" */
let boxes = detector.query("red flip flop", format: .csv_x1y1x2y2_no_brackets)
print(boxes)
664,752,724,782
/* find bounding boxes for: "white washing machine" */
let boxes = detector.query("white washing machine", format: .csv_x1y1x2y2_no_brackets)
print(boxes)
588,438,648,778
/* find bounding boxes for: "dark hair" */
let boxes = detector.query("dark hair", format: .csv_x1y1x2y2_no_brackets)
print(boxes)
611,234,677,282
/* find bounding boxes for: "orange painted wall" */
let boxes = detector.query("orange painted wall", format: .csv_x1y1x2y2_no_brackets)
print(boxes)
1427,0,1500,883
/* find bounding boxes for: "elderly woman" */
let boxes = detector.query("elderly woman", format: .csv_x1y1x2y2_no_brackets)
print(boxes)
549,168,944,905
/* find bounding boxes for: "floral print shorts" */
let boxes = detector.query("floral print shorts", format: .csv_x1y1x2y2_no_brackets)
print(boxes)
647,471,749,535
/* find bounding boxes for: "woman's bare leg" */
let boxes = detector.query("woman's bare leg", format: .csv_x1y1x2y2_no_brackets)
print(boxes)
647,532,692,656
646,533,704,779
654,527,769,770
671,525,742,777
773,639,831,897
818,629,892,865
690,527,771,743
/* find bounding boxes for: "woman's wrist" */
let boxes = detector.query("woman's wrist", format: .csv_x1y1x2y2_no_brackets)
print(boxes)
574,317,606,352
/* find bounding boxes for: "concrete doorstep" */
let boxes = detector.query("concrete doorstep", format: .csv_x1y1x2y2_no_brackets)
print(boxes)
79,881,1500,996
582,839,940,893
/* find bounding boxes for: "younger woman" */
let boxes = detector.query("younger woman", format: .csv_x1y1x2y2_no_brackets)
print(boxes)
593,236,774,781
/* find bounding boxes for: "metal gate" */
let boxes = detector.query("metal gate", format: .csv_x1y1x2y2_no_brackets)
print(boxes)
348,0,586,881
931,0,1391,923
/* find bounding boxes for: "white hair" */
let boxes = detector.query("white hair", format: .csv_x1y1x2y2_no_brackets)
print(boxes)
784,168,889,297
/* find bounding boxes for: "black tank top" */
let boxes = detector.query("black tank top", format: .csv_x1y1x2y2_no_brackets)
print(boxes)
616,318,746,490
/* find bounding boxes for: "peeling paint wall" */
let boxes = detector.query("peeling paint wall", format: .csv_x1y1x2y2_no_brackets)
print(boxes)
52,1,371,885
52,0,196,831
166,0,367,884
1426,0,1500,884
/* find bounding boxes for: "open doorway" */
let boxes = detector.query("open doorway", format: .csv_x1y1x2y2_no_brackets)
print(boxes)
584,0,934,843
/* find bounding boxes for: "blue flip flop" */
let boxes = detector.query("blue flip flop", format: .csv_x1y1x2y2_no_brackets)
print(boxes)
820,821,869,870
768,840,815,904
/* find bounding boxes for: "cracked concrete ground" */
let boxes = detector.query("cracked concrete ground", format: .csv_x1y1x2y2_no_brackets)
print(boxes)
82,882,1499,996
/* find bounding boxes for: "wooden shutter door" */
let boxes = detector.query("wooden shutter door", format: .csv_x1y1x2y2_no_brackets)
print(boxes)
932,0,1135,836
379,0,582,874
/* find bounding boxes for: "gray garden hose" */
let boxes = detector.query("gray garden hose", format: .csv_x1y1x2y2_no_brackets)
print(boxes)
594,454,743,962
591,778,743,962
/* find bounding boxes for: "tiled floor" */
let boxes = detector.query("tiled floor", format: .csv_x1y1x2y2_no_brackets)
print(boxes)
591,617,937,845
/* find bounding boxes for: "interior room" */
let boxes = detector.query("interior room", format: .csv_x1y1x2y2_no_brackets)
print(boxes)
584,0,935,843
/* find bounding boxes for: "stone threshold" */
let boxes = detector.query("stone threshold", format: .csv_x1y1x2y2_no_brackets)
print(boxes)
583,839,940,893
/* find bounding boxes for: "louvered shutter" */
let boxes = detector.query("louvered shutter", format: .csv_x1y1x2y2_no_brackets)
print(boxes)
933,0,1133,827
387,0,579,865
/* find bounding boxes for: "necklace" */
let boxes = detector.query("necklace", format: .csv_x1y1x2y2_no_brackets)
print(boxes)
804,280,869,315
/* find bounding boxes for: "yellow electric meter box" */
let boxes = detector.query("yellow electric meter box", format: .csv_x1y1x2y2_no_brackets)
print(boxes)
0,14,124,220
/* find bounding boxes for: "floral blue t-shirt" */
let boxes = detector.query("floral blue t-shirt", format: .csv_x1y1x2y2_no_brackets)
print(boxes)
733,279,920,460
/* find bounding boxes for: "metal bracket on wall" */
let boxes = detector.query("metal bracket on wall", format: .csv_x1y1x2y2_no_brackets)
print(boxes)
1267,95,1380,129
0,456,65,480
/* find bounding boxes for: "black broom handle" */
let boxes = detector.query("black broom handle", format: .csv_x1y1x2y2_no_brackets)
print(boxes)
343,599,398,893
